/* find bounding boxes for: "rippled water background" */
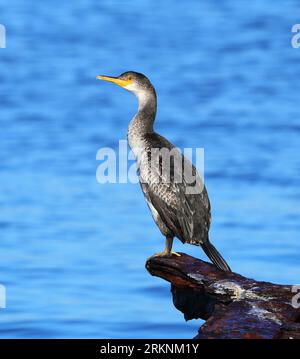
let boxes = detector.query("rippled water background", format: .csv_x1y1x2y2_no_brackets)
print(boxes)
0,0,300,338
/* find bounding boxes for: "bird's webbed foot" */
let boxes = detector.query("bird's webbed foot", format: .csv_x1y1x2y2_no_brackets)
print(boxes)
151,251,181,258
148,237,181,259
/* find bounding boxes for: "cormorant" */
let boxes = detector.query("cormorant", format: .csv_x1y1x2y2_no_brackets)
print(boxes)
97,71,231,272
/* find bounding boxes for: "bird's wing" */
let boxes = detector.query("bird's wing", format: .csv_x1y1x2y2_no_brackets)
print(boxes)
140,181,184,240
139,133,211,245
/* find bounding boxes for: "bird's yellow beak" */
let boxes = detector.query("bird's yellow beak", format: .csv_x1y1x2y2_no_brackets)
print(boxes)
96,75,133,88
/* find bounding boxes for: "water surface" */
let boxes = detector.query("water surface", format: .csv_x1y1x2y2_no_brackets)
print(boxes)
0,0,300,338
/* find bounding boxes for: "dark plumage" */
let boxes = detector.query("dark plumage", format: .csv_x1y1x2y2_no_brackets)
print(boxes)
97,71,231,272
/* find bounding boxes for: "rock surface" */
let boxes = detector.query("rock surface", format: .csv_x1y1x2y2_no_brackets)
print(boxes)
146,253,300,339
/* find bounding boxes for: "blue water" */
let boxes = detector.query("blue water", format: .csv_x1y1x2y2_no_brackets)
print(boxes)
0,0,300,338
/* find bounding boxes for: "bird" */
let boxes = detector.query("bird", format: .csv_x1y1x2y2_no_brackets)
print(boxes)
96,71,231,272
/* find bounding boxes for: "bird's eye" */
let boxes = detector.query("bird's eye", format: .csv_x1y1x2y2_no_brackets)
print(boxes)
128,76,132,81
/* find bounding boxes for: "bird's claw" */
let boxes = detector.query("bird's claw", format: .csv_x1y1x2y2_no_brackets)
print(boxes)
151,251,181,258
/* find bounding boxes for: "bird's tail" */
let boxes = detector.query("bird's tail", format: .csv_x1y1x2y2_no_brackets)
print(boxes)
201,241,231,272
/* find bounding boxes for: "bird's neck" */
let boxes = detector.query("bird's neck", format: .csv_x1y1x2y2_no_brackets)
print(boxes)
128,87,157,147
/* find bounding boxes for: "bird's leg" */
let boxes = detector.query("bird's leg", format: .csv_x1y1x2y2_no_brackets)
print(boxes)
152,237,181,258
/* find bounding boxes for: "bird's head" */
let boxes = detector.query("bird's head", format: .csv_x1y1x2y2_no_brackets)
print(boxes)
96,71,154,97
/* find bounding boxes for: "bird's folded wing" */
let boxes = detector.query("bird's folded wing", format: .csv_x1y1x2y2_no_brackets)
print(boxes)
139,132,211,244
140,168,211,245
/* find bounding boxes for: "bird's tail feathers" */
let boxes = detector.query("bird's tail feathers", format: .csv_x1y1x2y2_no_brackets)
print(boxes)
201,241,231,272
